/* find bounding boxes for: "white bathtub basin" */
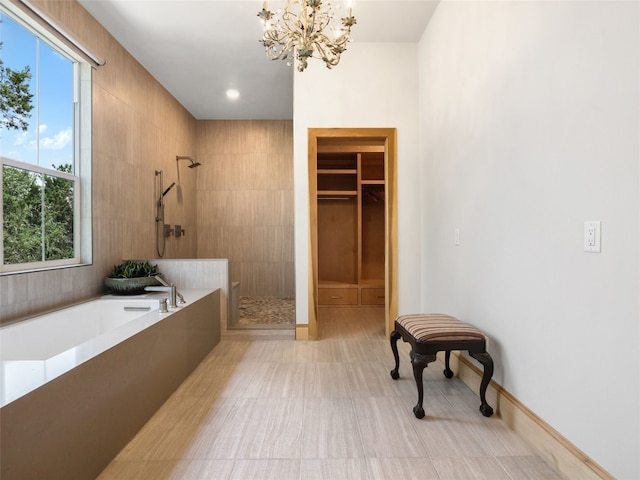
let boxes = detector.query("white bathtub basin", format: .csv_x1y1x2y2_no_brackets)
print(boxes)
0,295,179,407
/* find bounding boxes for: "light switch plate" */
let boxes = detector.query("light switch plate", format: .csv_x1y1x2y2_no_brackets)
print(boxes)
584,221,601,253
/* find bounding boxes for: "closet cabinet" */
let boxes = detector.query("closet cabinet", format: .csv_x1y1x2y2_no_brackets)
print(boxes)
317,146,385,306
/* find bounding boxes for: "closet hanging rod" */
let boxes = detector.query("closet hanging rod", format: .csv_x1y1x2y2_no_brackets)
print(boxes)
18,0,106,66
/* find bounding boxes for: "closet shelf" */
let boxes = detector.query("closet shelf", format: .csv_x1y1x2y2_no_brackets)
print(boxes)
318,169,357,175
318,280,358,287
318,190,357,197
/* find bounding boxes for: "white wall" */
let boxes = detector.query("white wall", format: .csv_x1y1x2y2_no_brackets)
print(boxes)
293,42,423,325
418,1,639,478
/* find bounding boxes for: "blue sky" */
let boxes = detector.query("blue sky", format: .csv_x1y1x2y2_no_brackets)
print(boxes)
1,12,74,170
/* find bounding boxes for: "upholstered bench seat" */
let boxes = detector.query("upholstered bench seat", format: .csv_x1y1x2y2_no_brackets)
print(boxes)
390,314,494,419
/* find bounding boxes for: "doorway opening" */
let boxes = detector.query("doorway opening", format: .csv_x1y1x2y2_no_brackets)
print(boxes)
307,128,398,339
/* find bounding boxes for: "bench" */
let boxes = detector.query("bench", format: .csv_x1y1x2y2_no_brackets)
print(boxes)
390,313,494,419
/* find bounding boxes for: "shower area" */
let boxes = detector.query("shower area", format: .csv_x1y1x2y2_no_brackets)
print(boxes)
154,156,201,258
154,154,294,330
160,121,295,331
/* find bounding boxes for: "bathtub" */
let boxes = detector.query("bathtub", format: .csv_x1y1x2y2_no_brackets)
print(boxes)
1,297,168,407
1,289,221,480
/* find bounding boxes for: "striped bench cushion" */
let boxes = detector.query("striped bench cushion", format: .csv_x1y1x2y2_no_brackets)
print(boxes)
396,314,485,342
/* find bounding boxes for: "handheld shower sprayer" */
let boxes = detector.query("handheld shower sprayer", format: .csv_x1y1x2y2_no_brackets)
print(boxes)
155,170,173,257
162,182,176,197
176,155,202,168
154,156,198,258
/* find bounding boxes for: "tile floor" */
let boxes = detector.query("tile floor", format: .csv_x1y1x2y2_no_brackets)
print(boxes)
97,307,562,480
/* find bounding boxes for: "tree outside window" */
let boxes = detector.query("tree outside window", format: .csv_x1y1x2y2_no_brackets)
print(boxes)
1,11,78,268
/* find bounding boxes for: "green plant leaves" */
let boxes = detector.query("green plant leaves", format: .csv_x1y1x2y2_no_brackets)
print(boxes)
110,260,159,278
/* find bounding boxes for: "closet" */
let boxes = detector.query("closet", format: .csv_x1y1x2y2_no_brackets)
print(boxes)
316,142,385,306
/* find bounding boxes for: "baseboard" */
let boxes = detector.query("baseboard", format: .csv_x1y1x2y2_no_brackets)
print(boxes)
447,351,613,480
296,324,309,341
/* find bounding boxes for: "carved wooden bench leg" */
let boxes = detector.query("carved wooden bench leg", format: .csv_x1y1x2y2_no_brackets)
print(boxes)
470,351,494,417
390,330,401,380
410,350,437,419
443,350,454,378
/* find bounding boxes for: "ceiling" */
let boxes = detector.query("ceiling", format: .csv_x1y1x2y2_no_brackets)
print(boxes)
77,0,439,120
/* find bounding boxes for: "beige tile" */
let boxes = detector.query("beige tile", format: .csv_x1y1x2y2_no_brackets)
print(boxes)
98,459,235,480
431,457,481,479
422,384,533,457
183,398,259,460
228,398,304,459
339,338,390,364
476,422,534,457
301,398,364,459
300,458,370,480
294,338,344,363
463,456,511,479
168,459,235,480
214,362,270,398
97,460,176,480
195,120,294,298
228,459,299,480
496,455,564,479
243,362,306,398
366,458,440,480
173,363,238,398
414,417,487,459
303,362,351,398
202,340,251,365
241,340,297,363
117,397,241,461
354,396,428,458
343,361,412,398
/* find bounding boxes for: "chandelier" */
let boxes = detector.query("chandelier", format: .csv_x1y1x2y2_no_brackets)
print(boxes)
258,0,356,72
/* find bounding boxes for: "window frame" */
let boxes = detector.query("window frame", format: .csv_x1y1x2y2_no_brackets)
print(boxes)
0,2,92,274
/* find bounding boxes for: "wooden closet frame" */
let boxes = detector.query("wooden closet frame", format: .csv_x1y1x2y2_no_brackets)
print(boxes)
307,128,398,340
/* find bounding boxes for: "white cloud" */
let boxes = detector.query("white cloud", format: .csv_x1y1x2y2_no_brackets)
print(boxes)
39,124,48,134
14,130,30,146
40,127,72,150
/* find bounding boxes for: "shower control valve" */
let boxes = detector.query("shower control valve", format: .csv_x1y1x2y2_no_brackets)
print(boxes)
175,225,185,238
163,224,174,238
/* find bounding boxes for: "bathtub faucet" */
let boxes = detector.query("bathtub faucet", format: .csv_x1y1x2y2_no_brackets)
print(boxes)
153,275,186,305
144,285,177,308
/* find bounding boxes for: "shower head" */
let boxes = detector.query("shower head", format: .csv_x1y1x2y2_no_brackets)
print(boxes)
176,155,201,169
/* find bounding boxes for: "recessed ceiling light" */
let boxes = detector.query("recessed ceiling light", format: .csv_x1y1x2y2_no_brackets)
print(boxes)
226,89,240,100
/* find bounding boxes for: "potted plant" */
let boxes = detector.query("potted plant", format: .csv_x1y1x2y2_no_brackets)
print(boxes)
104,260,162,295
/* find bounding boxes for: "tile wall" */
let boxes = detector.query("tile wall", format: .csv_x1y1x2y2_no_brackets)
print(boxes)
196,120,294,297
1,2,295,324
1,0,198,324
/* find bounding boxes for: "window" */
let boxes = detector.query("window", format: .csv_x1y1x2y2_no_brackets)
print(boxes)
0,5,91,273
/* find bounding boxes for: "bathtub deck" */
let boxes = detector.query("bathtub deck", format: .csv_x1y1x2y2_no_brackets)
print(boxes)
0,289,221,480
